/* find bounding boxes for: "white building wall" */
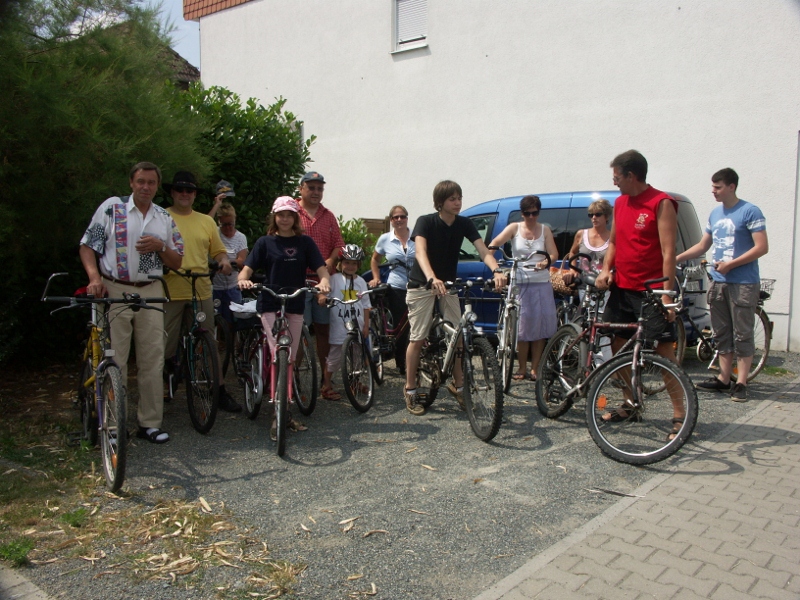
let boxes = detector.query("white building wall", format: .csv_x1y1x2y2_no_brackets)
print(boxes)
199,0,800,351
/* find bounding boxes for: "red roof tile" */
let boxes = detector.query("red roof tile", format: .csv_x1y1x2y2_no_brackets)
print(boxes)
184,0,253,20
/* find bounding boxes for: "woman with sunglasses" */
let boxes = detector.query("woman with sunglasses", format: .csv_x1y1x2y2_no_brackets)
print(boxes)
489,195,558,381
562,198,612,285
369,205,415,374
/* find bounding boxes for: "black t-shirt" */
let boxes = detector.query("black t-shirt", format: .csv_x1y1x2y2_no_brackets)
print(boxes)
245,234,325,314
408,213,481,286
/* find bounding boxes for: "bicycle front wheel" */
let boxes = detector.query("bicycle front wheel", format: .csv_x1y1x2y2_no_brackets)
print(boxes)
368,325,385,386
497,304,517,394
78,357,98,446
275,349,289,456
586,352,698,465
673,316,686,366
184,330,220,434
242,331,263,420
99,365,127,492
537,323,585,419
342,335,374,412
463,337,504,442
293,326,318,416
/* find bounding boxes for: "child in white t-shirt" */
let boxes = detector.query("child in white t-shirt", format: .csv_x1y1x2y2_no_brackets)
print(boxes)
319,245,371,399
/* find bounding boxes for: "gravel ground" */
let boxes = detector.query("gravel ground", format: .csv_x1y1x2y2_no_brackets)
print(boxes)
17,348,800,600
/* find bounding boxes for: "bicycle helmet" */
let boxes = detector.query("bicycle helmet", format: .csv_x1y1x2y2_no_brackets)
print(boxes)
340,244,365,261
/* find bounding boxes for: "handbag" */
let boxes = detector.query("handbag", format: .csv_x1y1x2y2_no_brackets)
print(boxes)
550,262,577,296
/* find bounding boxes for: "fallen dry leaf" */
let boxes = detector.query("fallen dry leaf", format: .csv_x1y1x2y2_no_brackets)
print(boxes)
338,516,361,525
198,497,212,513
362,530,388,538
347,574,364,580
420,464,437,471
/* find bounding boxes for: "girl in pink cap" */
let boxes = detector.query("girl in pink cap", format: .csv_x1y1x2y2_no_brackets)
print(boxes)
238,197,331,436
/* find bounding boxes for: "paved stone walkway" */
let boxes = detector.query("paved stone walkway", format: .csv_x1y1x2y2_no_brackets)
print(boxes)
474,377,800,600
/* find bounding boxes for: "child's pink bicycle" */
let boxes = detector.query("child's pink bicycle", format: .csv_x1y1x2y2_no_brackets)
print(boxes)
237,283,320,456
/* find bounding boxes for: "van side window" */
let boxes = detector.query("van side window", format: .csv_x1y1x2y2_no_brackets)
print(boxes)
463,214,496,260
675,200,701,254
508,208,572,258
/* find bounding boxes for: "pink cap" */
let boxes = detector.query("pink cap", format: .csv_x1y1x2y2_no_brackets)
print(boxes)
272,196,300,213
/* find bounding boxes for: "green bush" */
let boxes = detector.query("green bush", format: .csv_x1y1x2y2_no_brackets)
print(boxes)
338,216,377,266
0,537,34,567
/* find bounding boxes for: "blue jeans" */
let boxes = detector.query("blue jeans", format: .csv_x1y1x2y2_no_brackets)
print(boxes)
213,287,243,325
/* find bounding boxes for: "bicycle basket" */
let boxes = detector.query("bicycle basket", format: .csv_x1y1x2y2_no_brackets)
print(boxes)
760,278,775,296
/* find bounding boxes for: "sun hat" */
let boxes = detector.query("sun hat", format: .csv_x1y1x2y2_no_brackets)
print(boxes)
163,171,199,193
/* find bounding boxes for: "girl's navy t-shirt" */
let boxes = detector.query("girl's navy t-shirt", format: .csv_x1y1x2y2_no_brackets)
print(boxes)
245,234,325,314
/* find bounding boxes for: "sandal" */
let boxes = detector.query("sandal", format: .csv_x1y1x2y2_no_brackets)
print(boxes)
288,418,308,432
270,421,277,442
321,386,342,401
136,426,170,444
512,373,526,381
529,371,537,382
666,418,684,442
601,406,642,423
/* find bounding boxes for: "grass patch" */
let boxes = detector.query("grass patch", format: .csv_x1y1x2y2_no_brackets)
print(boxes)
0,537,34,566
60,507,89,528
763,366,792,376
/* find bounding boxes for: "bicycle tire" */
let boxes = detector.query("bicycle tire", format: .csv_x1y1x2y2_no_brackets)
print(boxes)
585,352,698,465
342,335,374,412
184,330,220,434
294,325,318,416
732,306,771,382
275,349,289,456
242,331,263,420
368,325,385,385
536,323,585,419
216,314,233,378
417,345,440,408
463,336,504,441
497,304,517,394
78,357,98,446
99,365,127,492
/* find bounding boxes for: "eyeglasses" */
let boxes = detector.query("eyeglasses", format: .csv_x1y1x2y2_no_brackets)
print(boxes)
588,212,605,218
522,210,540,217
173,187,195,194
391,215,408,221
219,222,235,228
612,172,628,185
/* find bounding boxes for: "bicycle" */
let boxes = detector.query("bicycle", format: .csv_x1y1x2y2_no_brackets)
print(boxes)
538,272,698,464
237,284,320,456
328,287,383,412
369,282,410,381
42,272,168,491
675,261,773,382
415,279,504,441
487,245,550,393
164,266,221,434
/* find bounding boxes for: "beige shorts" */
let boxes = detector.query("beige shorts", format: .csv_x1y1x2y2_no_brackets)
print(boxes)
406,288,462,342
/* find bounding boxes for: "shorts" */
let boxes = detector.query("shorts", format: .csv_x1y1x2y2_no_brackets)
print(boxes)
406,288,462,342
602,285,674,345
304,292,331,326
708,281,759,357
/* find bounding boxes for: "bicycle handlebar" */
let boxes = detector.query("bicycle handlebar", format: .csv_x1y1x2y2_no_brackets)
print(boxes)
488,246,551,270
252,284,321,303
326,286,382,307
41,273,168,315
643,277,682,311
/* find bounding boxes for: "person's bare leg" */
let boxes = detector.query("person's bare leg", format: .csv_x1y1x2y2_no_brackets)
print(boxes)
405,340,424,390
315,323,330,376
717,351,734,382
516,341,530,377
530,339,546,379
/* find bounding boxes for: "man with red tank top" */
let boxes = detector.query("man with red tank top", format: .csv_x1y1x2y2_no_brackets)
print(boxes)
596,150,681,425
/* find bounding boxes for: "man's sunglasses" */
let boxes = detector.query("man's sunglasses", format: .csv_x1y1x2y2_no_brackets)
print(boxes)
522,210,540,217
588,212,605,218
391,215,408,220
173,187,196,194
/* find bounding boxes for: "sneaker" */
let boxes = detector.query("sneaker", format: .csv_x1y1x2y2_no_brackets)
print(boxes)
446,381,465,410
730,383,748,402
218,389,242,413
696,376,732,392
404,387,426,416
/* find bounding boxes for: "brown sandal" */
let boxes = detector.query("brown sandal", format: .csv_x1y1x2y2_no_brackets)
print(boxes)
321,386,342,401
288,418,308,432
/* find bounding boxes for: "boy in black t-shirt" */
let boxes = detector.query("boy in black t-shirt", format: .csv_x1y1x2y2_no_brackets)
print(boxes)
404,180,506,415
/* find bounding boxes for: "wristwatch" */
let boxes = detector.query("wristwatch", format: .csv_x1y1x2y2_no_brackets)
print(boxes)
493,268,503,274
160,242,167,253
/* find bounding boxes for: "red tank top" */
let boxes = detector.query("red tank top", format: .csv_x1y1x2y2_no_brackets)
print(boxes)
613,186,677,291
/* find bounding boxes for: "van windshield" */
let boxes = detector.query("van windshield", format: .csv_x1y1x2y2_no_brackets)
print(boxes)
461,214,496,260
508,208,573,258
